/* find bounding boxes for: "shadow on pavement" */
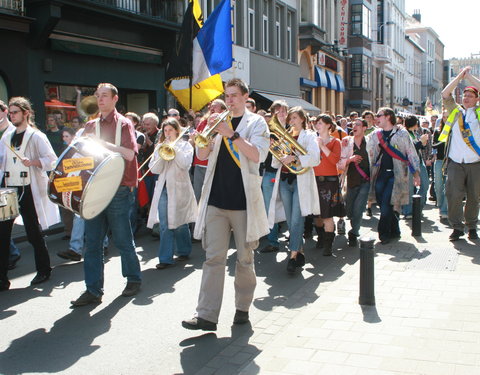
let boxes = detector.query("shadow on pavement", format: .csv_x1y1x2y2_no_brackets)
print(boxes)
179,323,258,375
0,297,130,375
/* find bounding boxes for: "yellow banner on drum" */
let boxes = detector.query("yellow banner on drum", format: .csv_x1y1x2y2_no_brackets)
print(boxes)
63,157,94,173
54,176,83,192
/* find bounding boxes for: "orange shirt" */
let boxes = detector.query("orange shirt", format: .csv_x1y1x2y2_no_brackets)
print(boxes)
313,138,341,176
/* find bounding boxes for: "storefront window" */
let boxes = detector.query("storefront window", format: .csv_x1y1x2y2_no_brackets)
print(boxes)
44,84,96,127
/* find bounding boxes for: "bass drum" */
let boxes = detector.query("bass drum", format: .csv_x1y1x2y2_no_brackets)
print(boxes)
0,188,19,222
48,137,125,220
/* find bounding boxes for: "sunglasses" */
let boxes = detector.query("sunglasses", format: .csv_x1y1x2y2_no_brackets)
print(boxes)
376,113,385,118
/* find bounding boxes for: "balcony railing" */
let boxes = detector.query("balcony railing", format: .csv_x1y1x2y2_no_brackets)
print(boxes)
0,0,24,15
80,0,185,23
372,43,392,64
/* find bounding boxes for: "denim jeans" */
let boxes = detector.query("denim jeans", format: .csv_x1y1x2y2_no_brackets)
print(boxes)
9,239,20,258
70,214,109,255
375,170,399,241
143,174,158,201
129,186,139,234
345,182,370,237
84,186,141,296
434,160,448,216
402,163,429,216
158,186,192,264
261,171,279,247
279,178,304,251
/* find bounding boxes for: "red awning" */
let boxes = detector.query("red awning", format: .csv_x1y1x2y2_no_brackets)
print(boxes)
44,99,76,109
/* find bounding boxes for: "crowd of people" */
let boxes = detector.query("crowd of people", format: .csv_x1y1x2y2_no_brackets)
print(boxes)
0,67,479,331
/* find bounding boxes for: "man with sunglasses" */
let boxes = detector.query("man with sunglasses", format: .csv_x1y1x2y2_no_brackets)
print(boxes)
440,66,480,241
369,108,420,244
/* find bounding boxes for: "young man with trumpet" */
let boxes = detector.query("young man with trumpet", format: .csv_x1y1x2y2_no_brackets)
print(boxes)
182,78,270,331
146,118,197,268
71,83,142,306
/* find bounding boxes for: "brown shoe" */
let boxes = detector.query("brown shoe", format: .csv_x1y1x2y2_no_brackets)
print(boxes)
57,249,82,262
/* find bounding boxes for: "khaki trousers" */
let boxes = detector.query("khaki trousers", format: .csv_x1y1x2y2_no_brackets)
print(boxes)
196,206,257,323
445,160,480,231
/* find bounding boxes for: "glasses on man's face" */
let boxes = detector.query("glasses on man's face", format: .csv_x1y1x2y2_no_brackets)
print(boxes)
168,113,178,117
376,113,384,118
9,110,21,115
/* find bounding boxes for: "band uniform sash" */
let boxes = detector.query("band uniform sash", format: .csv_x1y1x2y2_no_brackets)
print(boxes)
377,131,416,174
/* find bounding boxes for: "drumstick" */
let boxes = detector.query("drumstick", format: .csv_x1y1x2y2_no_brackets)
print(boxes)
9,145,25,160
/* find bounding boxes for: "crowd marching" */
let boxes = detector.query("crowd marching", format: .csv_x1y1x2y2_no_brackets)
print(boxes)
0,66,479,331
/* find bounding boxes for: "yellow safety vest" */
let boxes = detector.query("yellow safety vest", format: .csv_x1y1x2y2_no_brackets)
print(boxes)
439,106,480,142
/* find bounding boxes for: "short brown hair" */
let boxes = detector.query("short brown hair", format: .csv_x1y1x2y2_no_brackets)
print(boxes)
96,83,118,97
378,107,396,125
269,100,289,114
225,78,249,95
362,110,374,119
125,112,141,125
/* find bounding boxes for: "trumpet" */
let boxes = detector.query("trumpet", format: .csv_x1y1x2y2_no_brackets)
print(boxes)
269,115,310,175
194,110,231,148
138,126,190,181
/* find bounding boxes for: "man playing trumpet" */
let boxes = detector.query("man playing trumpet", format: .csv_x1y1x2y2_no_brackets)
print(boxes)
182,78,270,331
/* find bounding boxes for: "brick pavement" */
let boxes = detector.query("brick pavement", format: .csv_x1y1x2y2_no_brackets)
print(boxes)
195,203,480,375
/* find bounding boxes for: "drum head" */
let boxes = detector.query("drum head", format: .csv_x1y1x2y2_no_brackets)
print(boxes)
80,155,125,220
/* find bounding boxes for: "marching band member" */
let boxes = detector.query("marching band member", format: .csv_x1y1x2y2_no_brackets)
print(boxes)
71,83,142,306
182,78,270,331
0,97,59,290
269,106,320,274
146,118,197,268
312,114,342,256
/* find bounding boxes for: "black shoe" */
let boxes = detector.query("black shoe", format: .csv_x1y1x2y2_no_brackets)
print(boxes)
295,252,305,267
8,254,21,270
57,249,82,262
468,229,479,240
71,291,102,307
156,263,175,270
380,237,390,245
30,273,50,285
449,229,465,241
303,230,313,240
286,258,296,274
121,282,141,297
176,255,190,262
366,208,372,217
233,309,249,324
182,317,217,331
348,232,358,247
0,280,11,291
259,245,279,253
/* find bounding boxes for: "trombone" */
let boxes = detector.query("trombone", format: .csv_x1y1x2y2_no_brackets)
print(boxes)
138,126,190,182
194,110,231,147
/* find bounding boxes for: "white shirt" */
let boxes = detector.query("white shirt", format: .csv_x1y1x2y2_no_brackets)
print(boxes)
448,107,480,164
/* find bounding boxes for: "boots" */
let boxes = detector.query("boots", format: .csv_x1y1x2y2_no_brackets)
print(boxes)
315,226,325,249
348,232,358,247
323,232,335,256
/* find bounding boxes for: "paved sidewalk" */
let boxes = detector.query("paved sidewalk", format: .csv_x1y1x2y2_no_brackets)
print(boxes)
195,204,480,375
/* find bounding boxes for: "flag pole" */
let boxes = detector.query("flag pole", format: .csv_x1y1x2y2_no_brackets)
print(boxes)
189,0,194,111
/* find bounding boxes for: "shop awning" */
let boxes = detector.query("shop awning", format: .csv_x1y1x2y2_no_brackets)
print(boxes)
325,70,338,91
315,66,329,88
251,91,321,115
44,100,76,109
335,74,345,92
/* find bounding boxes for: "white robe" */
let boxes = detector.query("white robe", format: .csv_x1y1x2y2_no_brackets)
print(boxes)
1,126,60,230
147,139,197,229
268,129,321,228
193,110,270,245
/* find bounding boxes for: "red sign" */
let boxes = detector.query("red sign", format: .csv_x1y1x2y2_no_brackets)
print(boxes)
338,0,349,49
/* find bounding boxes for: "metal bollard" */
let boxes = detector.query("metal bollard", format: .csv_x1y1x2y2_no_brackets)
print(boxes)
411,194,422,237
359,236,376,306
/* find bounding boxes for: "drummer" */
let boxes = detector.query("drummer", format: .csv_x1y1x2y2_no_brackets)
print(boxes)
71,82,142,307
0,97,60,291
